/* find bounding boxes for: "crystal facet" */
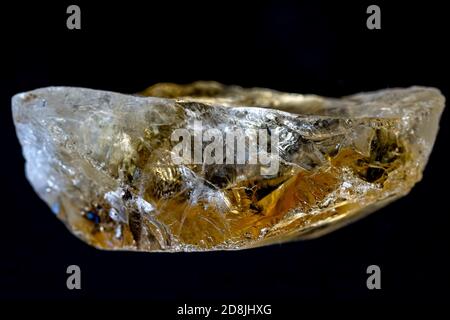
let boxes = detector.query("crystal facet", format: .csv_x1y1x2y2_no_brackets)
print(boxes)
12,82,445,251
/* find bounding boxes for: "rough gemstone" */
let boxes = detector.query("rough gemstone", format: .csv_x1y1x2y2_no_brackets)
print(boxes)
12,82,445,252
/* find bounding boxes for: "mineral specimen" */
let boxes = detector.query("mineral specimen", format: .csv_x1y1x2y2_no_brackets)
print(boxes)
12,82,445,252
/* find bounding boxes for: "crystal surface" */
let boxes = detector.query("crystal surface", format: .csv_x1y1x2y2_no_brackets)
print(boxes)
12,82,445,251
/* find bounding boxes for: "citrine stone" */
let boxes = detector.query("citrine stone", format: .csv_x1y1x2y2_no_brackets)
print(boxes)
12,82,445,251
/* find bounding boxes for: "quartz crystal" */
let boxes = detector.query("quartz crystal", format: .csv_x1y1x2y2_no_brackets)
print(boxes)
12,82,445,252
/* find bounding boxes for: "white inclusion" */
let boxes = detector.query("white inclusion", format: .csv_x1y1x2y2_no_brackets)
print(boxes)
105,188,124,206
136,197,155,214
109,207,126,223
259,228,269,238
118,132,134,154
209,190,229,215
104,188,127,222
114,225,122,239
342,181,352,189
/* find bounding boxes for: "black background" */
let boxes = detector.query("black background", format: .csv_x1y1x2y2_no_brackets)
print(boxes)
1,0,449,308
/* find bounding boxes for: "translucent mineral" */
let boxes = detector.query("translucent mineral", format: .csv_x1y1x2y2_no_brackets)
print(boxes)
12,82,445,252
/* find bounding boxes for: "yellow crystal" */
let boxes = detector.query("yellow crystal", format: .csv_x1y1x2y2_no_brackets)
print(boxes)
12,82,445,251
